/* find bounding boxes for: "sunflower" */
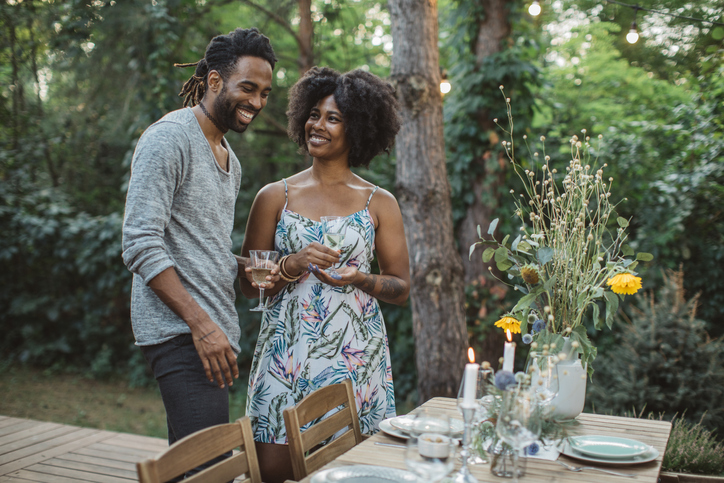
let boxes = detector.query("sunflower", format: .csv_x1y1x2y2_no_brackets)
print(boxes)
520,264,540,285
607,272,643,295
494,316,521,334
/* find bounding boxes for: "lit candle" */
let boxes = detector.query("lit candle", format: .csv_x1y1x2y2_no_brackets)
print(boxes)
463,348,479,406
503,329,516,372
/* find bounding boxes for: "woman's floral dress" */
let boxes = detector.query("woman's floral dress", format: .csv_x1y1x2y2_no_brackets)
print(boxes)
246,181,396,444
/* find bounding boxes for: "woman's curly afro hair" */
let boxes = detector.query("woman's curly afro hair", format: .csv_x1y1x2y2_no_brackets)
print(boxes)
287,67,401,168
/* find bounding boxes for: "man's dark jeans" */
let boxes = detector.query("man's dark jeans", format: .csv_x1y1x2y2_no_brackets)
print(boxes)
141,333,231,481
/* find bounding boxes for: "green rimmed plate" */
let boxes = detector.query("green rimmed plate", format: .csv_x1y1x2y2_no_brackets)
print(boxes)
568,435,649,459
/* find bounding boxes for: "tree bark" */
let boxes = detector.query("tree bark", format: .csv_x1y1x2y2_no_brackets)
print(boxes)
297,0,314,76
388,0,468,401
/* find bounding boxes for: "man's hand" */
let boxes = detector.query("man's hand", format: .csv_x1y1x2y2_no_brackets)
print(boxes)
190,322,239,388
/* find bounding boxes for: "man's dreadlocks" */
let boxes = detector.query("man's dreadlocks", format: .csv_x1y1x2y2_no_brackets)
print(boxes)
175,27,277,107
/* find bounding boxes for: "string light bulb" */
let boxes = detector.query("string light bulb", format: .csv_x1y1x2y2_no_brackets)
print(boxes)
626,21,639,43
627,7,640,44
440,69,451,95
528,0,541,16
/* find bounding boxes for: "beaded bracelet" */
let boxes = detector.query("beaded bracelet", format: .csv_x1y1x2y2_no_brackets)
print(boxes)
279,255,302,282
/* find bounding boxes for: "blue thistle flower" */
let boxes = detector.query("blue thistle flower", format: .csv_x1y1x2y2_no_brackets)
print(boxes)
525,442,540,455
494,370,516,391
522,333,533,344
532,319,546,333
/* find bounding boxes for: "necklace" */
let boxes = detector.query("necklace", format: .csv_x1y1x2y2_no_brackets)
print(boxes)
199,102,227,133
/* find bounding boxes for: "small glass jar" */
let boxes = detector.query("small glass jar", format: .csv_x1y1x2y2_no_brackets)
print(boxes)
490,441,526,478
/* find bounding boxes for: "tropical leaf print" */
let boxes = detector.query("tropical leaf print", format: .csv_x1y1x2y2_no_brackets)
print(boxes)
283,296,300,347
308,324,348,359
343,302,369,341
357,336,385,385
267,393,289,442
270,350,301,391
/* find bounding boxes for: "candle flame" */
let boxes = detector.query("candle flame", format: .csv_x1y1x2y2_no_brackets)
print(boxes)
506,329,512,342
467,347,475,363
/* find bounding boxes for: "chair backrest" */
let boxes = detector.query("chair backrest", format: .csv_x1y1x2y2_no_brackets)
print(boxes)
283,379,363,480
136,416,261,483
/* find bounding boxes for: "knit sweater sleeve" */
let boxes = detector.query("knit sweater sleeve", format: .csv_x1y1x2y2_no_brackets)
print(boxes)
122,121,188,284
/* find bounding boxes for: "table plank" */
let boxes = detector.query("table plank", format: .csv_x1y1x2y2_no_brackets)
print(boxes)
298,397,672,483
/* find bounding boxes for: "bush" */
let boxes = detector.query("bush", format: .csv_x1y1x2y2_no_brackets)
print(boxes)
586,269,724,435
663,414,724,475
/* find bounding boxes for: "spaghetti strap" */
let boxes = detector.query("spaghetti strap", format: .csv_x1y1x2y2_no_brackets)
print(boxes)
282,179,289,211
365,186,379,209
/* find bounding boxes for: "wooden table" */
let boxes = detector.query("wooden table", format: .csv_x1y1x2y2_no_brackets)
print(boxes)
299,397,672,482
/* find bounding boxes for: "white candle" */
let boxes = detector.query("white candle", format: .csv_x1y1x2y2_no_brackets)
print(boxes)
503,341,515,372
463,363,479,405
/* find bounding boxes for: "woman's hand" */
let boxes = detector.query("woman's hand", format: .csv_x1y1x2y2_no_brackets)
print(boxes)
286,242,340,274
244,263,281,290
311,265,360,286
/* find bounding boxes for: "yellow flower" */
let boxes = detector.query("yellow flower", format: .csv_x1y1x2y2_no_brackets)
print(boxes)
521,265,540,285
494,316,521,334
607,273,643,295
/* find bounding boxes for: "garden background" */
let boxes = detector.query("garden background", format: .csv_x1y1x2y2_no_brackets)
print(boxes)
1,0,722,461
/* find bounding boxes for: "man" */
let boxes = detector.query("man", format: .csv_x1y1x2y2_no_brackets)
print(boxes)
121,27,276,476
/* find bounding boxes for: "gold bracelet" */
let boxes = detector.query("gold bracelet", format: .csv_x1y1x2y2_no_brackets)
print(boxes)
279,255,302,282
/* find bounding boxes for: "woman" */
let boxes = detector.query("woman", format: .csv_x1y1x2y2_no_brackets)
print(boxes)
239,66,410,482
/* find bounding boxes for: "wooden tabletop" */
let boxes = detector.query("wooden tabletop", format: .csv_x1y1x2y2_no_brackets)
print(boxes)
299,397,672,483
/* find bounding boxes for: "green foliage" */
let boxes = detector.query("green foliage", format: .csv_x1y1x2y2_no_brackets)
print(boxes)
587,270,724,436
663,414,724,475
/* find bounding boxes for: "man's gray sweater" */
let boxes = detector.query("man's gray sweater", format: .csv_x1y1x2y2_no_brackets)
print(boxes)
122,108,242,354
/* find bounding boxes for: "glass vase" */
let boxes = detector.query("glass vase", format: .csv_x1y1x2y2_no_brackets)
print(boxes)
490,442,526,479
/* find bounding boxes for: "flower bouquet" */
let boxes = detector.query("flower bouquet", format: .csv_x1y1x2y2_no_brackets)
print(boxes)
470,88,652,372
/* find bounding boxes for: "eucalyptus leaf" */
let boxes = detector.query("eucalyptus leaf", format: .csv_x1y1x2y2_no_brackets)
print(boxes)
537,247,554,265
469,243,477,260
604,291,619,329
488,218,499,236
497,260,514,271
617,216,629,228
517,241,533,253
502,234,510,247
494,247,509,263
511,235,522,252
513,292,536,312
592,302,602,330
515,284,529,294
477,224,482,238
482,247,495,263
636,252,654,261
622,245,635,257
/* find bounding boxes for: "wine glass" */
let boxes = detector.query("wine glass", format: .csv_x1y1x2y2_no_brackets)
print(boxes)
249,250,279,312
527,354,560,410
320,216,347,274
495,387,542,483
404,410,455,482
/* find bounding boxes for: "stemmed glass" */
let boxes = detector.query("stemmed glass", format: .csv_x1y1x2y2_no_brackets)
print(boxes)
320,216,347,274
495,387,542,483
249,250,279,312
404,409,456,482
527,354,560,410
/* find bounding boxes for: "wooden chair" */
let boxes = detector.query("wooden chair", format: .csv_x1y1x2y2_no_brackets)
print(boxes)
136,416,261,483
283,379,363,480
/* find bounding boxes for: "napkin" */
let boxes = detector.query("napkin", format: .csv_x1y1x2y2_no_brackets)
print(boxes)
525,439,562,461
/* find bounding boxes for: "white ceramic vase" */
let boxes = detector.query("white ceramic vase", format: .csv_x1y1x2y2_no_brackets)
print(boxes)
548,337,587,421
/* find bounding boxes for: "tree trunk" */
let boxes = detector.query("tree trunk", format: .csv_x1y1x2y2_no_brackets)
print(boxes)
297,0,314,76
456,0,512,364
388,0,468,401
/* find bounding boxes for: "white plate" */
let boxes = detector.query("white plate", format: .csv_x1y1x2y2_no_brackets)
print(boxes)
561,440,660,465
568,435,649,459
388,415,464,437
310,465,420,482
379,418,410,440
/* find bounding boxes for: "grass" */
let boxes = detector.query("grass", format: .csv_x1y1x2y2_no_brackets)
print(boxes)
0,366,248,439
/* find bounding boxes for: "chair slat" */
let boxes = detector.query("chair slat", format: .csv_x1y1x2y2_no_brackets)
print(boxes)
304,430,357,475
184,452,250,483
294,387,348,425
300,408,352,449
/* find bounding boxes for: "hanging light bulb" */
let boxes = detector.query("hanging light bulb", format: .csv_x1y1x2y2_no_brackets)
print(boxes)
528,0,541,16
440,69,451,95
626,7,640,44
626,21,639,43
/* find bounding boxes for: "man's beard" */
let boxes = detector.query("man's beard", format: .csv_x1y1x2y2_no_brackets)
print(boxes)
213,85,258,134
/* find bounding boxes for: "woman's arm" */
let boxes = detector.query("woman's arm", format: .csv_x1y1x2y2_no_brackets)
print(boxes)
313,188,410,305
239,182,286,299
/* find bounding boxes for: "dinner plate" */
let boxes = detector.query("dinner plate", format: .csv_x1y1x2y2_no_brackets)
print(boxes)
568,435,649,459
388,415,464,437
561,440,660,465
379,418,410,440
310,465,420,482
